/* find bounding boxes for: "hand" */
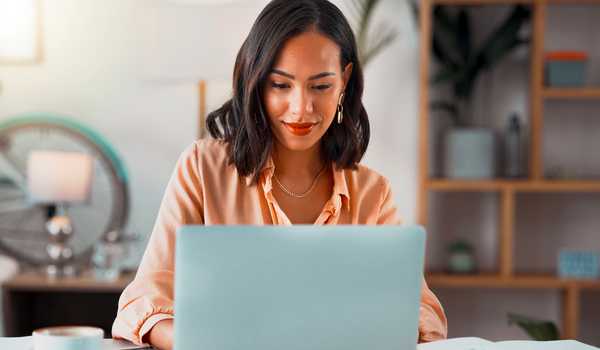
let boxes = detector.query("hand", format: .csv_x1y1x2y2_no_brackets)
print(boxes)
144,319,174,350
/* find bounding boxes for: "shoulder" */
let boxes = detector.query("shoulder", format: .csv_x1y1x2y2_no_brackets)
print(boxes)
341,163,393,213
188,138,230,167
340,163,399,224
176,138,234,178
345,163,391,194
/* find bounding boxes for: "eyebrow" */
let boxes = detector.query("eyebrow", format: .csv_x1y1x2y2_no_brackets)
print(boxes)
271,69,336,80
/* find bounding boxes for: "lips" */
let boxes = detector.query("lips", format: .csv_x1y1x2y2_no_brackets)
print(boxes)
282,122,317,136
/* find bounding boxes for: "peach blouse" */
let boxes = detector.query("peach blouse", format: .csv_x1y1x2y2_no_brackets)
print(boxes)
112,139,447,344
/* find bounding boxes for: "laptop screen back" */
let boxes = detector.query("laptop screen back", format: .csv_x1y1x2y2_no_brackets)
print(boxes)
174,225,425,350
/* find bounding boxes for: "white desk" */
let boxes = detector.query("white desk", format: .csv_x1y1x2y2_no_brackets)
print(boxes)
417,337,598,350
1,336,597,350
0,337,151,350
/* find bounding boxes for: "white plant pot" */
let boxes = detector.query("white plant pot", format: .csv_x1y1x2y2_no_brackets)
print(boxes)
444,128,497,179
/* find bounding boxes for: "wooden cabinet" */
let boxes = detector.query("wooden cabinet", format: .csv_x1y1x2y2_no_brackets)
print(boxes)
1,270,134,337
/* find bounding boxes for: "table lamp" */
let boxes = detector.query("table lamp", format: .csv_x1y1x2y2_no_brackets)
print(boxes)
27,150,94,277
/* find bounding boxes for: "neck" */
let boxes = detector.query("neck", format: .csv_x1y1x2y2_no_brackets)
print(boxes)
272,142,325,179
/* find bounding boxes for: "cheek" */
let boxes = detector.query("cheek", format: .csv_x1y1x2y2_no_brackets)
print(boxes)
314,93,339,121
264,92,288,121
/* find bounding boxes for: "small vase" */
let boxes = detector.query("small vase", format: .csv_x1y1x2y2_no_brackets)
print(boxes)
444,127,497,179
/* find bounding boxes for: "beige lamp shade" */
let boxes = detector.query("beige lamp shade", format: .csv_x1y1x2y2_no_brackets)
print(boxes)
27,150,94,204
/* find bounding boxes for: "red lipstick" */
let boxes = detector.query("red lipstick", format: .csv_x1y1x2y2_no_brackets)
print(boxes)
283,122,316,136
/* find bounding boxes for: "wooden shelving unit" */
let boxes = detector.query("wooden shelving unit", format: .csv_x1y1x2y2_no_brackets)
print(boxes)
432,0,533,5
542,87,600,99
427,179,600,192
418,0,600,341
426,272,600,290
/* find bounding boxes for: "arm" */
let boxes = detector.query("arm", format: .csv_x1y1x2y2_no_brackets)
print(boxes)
112,143,204,346
144,319,173,350
418,279,448,342
376,179,448,343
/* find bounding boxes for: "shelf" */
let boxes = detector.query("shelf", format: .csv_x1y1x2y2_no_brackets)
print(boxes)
546,0,600,4
431,0,600,5
427,179,526,191
426,272,600,290
431,0,532,4
1,269,135,292
427,179,600,192
543,88,600,99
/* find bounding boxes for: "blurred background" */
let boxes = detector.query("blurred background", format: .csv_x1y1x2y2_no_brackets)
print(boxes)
0,0,599,346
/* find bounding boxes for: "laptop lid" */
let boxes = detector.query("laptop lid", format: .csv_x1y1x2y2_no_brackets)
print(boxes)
174,225,426,350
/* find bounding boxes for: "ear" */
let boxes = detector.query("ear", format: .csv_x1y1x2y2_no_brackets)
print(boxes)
342,62,353,91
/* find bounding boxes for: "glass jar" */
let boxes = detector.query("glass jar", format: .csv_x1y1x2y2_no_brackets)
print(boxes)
92,230,137,281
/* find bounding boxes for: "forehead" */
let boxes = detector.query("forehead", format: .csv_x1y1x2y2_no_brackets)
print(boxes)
272,31,342,76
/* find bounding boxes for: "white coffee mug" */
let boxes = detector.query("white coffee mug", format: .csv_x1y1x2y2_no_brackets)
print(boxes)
32,326,103,350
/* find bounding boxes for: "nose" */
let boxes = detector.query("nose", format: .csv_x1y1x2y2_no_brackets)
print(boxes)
289,87,314,117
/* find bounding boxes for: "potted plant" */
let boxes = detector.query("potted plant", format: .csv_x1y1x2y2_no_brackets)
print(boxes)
349,0,398,68
447,239,476,274
507,313,559,340
412,4,531,179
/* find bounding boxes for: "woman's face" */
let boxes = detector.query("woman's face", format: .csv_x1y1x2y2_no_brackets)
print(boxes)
263,31,352,152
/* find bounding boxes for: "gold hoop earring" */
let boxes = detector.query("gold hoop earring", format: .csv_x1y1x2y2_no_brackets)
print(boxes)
337,92,345,124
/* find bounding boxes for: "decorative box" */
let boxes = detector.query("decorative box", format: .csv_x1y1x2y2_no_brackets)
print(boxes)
558,250,599,279
545,51,588,87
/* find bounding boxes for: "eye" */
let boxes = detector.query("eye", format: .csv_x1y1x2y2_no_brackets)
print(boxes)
313,84,332,91
271,82,290,89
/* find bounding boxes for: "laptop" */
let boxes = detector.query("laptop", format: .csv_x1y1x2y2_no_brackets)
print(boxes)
174,225,426,350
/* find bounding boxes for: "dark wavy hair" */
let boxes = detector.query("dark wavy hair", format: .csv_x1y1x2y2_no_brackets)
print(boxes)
206,0,370,184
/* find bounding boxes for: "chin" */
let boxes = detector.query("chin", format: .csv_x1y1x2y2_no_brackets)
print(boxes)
271,123,328,153
278,138,320,152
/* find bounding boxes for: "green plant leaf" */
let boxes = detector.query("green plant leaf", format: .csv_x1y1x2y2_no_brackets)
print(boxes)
349,0,369,27
351,0,397,67
412,4,465,71
507,313,560,341
447,5,531,101
477,5,531,69
408,0,419,28
453,55,484,100
484,37,527,70
348,1,362,25
0,176,13,184
356,0,378,53
432,33,459,67
430,101,459,125
431,65,460,85
362,23,398,66
432,5,456,37
412,3,531,126
432,6,463,66
449,240,473,253
456,8,471,63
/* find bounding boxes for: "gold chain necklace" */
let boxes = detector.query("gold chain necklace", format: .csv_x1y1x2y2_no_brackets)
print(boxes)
273,165,326,199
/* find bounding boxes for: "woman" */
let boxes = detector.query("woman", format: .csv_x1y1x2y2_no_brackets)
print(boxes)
112,0,447,348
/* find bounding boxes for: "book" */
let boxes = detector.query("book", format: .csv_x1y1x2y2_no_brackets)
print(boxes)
417,337,599,350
